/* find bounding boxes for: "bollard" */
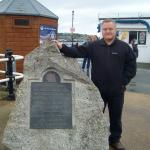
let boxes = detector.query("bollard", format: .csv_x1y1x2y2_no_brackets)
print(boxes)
5,49,15,100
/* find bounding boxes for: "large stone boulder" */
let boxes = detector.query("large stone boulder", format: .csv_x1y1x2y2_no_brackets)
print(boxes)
3,41,109,150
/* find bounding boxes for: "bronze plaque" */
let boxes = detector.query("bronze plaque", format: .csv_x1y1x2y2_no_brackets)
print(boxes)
30,82,72,129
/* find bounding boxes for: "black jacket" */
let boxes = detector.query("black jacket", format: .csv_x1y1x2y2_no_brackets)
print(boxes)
60,38,136,96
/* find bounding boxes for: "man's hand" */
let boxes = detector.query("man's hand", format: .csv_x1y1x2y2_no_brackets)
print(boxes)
53,40,63,49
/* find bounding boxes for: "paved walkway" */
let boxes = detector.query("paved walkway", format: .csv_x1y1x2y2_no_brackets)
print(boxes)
127,69,150,95
107,92,150,150
0,91,150,150
122,92,150,150
0,101,13,150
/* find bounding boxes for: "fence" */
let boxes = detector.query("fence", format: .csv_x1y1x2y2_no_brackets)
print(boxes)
0,49,24,100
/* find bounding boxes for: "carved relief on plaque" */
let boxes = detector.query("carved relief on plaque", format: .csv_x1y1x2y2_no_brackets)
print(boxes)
43,70,61,83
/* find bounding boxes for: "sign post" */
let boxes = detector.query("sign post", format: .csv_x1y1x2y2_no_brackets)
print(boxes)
71,10,75,47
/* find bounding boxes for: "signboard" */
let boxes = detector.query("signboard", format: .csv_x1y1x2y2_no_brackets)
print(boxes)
30,82,72,129
138,31,146,45
40,25,57,44
119,31,129,43
70,27,75,33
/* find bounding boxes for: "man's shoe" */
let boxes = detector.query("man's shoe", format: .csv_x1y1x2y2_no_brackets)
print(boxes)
109,141,125,150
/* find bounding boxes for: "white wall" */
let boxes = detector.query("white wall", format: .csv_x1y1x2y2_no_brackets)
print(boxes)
137,32,150,63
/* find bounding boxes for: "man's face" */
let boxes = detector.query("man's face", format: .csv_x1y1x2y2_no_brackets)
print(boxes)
102,22,116,41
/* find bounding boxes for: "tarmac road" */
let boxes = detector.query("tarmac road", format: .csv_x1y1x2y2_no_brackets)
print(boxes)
127,69,150,95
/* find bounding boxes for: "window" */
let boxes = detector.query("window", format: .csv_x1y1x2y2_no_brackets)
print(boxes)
13,17,31,28
129,31,147,45
14,18,30,27
129,31,137,44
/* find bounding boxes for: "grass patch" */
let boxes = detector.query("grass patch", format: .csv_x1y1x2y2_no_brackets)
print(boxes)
0,86,8,100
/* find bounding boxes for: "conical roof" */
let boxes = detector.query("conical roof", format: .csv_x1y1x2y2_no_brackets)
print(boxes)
0,0,58,19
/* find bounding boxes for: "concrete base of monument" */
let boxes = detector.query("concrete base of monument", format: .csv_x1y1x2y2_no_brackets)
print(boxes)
2,42,109,150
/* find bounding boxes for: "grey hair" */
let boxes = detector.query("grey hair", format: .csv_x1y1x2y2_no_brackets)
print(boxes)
101,18,116,27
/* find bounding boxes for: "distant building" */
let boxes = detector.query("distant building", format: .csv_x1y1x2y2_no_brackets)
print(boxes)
0,0,58,72
58,33,87,46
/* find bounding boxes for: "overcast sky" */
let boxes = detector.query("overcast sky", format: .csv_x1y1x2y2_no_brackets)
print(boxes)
39,0,150,34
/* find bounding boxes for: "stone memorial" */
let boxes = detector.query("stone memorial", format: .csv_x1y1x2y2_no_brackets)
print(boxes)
3,41,109,150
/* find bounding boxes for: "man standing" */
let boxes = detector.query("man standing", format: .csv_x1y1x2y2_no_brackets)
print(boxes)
131,39,139,58
82,35,92,76
55,19,136,150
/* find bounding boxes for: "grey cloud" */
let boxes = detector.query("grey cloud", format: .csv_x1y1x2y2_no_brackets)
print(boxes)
38,0,150,34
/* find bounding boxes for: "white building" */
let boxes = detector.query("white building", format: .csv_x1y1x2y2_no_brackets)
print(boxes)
98,13,150,64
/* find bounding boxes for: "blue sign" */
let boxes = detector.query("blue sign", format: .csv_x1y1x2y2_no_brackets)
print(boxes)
40,25,57,44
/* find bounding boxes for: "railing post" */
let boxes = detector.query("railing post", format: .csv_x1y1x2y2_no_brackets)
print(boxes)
5,49,15,100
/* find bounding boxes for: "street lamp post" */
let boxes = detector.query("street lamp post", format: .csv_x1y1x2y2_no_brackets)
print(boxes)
71,10,74,47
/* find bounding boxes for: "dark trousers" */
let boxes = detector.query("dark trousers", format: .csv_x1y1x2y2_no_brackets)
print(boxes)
82,58,90,76
101,92,124,144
